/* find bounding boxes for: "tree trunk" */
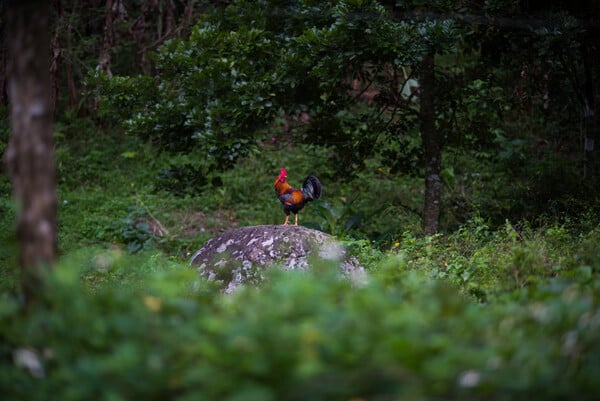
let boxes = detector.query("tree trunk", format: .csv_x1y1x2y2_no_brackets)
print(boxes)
0,45,7,106
4,0,58,304
582,40,598,180
50,1,62,115
66,63,78,108
419,52,441,235
181,0,195,37
98,0,115,78
65,1,79,108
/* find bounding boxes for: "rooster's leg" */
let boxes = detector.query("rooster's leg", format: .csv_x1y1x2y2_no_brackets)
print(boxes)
283,215,290,225
294,214,299,226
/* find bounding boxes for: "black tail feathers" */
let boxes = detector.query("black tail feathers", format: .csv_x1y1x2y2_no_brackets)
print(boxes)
302,173,322,201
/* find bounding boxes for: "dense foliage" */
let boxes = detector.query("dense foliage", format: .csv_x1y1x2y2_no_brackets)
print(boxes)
89,0,600,224
0,242,600,400
2,246,600,400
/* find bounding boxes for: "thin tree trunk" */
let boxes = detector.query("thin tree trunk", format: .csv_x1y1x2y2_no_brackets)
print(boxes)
0,45,7,106
65,0,79,108
66,63,78,108
582,40,597,180
165,0,176,36
98,0,115,78
4,0,58,304
50,1,62,114
0,14,7,107
94,0,115,110
420,52,441,235
181,0,195,37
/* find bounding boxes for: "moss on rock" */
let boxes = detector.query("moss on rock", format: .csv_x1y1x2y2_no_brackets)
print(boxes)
190,225,365,292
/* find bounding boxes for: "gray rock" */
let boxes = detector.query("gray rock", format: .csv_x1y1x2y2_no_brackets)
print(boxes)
190,225,366,292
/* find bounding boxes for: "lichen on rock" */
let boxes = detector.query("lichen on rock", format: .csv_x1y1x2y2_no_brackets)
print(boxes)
190,225,365,292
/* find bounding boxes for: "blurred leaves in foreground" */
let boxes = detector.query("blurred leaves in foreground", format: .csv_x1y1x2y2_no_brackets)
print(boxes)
1,248,599,401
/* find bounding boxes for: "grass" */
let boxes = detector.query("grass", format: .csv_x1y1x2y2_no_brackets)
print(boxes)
50,127,422,259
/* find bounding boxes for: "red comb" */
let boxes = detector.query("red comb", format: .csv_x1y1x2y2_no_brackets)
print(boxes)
280,168,287,176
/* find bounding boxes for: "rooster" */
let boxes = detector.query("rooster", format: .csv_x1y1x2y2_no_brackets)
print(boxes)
274,168,322,226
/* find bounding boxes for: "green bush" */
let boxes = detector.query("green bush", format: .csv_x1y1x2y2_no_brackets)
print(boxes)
1,251,599,401
387,216,600,302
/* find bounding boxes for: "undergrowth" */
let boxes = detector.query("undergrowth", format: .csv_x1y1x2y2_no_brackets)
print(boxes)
1,254,599,400
382,215,600,302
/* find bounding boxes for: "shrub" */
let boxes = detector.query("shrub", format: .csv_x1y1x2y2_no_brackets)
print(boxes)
1,252,599,401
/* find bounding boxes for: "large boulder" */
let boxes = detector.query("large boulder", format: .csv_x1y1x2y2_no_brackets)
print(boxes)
190,225,365,292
